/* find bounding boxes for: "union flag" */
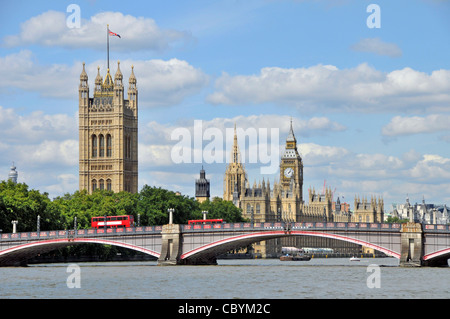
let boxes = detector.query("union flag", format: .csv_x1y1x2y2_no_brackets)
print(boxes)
108,30,121,38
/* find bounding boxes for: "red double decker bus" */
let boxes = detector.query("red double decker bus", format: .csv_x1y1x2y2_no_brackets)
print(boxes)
91,215,134,229
188,219,224,225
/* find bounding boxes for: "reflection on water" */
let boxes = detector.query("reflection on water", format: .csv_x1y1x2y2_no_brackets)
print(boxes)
1,258,449,299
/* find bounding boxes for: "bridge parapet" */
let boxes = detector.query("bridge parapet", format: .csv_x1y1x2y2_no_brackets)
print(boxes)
423,224,450,233
181,221,402,233
0,226,162,242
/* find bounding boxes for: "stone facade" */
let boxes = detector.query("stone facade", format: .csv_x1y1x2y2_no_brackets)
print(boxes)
78,62,138,194
392,197,450,225
223,120,385,256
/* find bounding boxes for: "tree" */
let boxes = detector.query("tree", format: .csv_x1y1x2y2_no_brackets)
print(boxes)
51,189,139,229
137,185,199,225
0,181,62,232
385,216,409,224
198,197,246,223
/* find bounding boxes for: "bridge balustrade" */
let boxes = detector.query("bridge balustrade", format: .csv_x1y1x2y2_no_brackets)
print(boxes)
0,226,162,242
181,222,402,232
424,224,450,232
0,222,408,240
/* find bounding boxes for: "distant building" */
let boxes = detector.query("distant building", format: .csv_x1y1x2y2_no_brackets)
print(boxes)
195,166,210,203
78,61,138,194
222,120,383,256
392,196,450,225
8,162,18,184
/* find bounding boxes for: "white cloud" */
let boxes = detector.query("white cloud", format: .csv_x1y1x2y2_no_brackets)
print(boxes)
16,140,78,167
0,50,79,99
382,114,450,136
207,63,450,113
351,38,402,57
408,154,450,182
0,51,209,107
300,143,349,166
3,11,191,52
0,106,77,143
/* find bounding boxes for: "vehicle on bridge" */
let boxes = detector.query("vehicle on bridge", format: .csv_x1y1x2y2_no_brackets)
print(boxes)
91,215,134,229
188,219,224,225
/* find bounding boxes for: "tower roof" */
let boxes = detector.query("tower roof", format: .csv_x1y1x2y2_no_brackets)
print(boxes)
231,123,242,164
286,117,296,143
95,66,103,84
129,65,136,84
80,62,88,81
114,61,123,80
103,68,113,87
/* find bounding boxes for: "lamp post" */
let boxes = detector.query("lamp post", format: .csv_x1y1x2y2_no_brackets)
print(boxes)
12,220,18,234
202,211,208,220
168,208,175,224
37,215,40,234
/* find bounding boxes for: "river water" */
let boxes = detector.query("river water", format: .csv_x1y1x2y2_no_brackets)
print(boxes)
1,258,449,299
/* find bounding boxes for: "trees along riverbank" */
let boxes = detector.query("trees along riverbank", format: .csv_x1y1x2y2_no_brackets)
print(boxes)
0,181,246,261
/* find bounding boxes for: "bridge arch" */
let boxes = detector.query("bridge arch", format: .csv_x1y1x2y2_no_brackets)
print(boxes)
0,238,160,266
423,248,450,267
180,230,401,264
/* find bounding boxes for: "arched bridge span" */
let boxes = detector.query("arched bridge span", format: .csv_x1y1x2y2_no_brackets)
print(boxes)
1,222,449,266
0,228,161,266
178,222,402,265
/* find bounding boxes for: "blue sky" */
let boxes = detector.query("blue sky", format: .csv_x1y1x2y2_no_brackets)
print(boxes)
1,0,450,210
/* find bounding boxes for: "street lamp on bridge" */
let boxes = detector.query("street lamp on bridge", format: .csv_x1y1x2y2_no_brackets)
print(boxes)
168,208,175,224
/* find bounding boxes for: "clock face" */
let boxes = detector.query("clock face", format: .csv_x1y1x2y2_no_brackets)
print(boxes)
284,167,294,178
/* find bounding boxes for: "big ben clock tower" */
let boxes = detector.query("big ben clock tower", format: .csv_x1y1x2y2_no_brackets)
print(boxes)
280,119,303,200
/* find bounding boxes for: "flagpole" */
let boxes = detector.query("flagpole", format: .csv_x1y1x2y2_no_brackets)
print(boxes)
107,24,110,70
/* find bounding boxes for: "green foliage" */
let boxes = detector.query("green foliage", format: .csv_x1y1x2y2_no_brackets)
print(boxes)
0,180,62,232
198,197,247,223
385,216,409,224
51,189,139,229
137,185,199,225
0,182,245,232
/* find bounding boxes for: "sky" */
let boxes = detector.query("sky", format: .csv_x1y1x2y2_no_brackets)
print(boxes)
0,0,450,210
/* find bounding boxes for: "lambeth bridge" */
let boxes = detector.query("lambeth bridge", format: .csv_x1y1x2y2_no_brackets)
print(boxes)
1,221,449,267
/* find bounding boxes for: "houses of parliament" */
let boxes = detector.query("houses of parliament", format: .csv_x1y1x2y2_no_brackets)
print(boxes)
78,62,138,194
219,120,385,256
78,60,383,256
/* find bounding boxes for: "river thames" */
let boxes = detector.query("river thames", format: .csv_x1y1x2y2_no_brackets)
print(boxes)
1,257,448,299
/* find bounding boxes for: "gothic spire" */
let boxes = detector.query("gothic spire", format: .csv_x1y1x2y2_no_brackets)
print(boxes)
286,117,296,143
231,123,242,164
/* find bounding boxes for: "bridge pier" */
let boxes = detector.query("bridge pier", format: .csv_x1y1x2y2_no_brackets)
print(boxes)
399,222,423,267
157,224,182,266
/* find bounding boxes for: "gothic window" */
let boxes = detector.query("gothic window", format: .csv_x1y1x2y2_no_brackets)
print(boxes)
247,204,251,215
125,135,131,159
106,134,112,157
99,134,105,157
99,179,104,190
107,179,112,191
256,204,261,214
92,179,97,192
92,135,97,158
128,136,132,159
